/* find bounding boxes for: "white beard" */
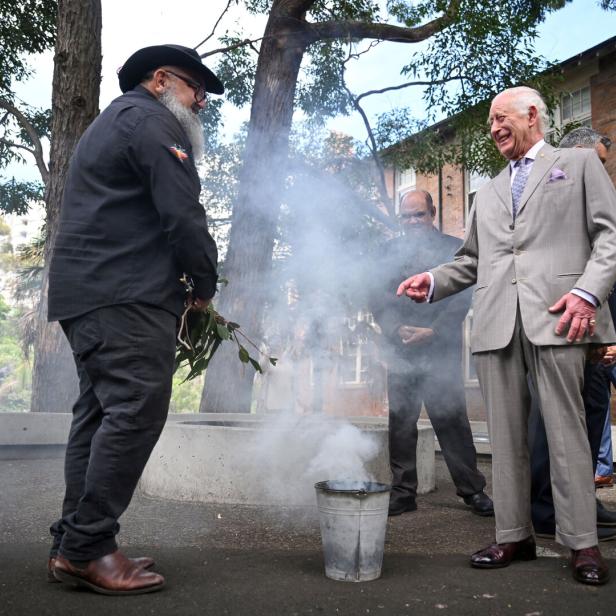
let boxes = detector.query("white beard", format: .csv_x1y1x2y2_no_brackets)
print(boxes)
159,88,205,161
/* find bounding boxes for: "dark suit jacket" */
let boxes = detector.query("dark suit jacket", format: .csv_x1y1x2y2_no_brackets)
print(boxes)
371,228,471,374
48,86,218,321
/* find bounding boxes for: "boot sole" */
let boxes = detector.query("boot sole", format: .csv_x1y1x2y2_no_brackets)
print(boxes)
53,568,165,595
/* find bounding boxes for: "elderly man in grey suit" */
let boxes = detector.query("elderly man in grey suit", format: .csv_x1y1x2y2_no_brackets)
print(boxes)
397,86,616,586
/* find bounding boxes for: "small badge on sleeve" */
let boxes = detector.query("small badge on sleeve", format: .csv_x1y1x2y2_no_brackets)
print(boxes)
169,144,188,162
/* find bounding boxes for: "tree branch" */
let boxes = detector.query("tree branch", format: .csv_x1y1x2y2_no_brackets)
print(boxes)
0,99,49,185
340,57,392,216
308,0,459,43
200,37,264,59
194,0,234,51
355,75,465,102
0,138,35,156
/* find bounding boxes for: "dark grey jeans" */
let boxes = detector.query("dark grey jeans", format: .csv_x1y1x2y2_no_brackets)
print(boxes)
50,303,177,561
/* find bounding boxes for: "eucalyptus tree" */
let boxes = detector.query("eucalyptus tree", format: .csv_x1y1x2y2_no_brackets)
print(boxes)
0,0,102,412
0,0,56,214
198,0,572,413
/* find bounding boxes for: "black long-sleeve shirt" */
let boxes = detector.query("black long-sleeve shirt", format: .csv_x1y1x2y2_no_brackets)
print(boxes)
48,86,218,321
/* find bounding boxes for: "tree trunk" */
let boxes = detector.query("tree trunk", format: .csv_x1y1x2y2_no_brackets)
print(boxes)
30,0,102,413
200,5,310,413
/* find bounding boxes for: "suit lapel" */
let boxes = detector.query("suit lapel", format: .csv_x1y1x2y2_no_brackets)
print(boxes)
516,143,560,218
492,165,512,215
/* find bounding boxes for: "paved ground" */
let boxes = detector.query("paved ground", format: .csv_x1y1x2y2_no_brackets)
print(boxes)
1,448,615,616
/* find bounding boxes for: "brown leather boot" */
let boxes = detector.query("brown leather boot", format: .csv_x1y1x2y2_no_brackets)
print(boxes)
47,554,155,583
53,551,164,595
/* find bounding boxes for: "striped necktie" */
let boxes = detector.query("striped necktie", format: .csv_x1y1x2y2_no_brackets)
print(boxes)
511,157,531,219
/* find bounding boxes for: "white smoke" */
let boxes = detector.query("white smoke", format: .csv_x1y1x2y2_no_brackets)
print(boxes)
240,412,384,508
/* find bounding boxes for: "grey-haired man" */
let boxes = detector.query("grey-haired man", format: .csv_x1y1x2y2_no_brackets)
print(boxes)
47,45,222,594
398,87,616,585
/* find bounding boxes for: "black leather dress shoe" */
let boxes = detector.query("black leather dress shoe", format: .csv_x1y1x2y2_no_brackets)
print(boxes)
470,536,536,569
535,526,616,542
571,546,610,585
388,499,417,517
597,499,616,528
463,491,494,517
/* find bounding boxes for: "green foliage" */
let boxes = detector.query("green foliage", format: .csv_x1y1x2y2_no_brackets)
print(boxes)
213,34,258,108
0,297,32,412
243,0,271,13
169,365,204,413
0,101,51,170
0,177,44,215
175,303,276,381
0,0,57,95
208,1,577,179
0,1,55,188
296,41,353,119
373,0,571,176
308,0,381,21
16,107,51,145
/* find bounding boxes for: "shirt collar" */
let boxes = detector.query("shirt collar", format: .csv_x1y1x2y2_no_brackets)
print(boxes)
509,139,546,172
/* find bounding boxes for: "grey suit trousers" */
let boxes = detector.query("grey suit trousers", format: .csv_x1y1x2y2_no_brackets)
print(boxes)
474,312,597,550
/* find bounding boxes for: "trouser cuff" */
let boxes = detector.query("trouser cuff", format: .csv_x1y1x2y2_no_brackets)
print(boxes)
495,525,533,544
58,538,118,563
555,528,598,550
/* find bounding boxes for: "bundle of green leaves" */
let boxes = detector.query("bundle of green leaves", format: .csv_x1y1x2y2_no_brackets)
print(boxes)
175,303,277,382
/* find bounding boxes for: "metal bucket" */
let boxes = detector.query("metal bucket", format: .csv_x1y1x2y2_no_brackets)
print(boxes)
314,480,390,582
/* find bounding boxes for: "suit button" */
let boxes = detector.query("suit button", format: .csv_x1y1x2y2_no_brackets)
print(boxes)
509,223,515,230
511,278,517,284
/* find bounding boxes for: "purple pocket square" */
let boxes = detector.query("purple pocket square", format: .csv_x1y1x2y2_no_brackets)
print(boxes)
547,168,568,182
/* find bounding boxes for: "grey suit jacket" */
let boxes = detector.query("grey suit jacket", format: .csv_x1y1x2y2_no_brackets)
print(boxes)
430,143,616,352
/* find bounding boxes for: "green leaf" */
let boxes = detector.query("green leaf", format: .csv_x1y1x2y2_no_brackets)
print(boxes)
238,346,250,363
249,358,263,374
269,357,278,366
216,323,230,340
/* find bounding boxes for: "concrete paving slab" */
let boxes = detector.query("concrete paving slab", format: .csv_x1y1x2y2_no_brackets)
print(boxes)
1,453,616,615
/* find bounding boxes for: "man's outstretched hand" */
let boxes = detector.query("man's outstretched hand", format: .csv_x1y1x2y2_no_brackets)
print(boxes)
548,292,596,343
397,273,431,303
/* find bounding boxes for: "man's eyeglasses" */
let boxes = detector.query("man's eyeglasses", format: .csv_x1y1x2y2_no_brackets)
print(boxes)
165,69,207,104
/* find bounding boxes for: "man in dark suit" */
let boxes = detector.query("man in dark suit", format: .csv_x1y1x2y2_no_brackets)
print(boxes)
46,45,223,595
371,189,493,517
530,127,616,541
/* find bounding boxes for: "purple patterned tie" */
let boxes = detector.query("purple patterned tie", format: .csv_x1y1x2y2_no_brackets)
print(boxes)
511,157,530,219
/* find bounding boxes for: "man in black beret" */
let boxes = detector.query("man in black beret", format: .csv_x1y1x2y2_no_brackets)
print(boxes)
46,44,223,595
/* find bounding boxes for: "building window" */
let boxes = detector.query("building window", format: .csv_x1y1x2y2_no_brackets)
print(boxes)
464,169,490,221
561,86,591,124
395,167,416,213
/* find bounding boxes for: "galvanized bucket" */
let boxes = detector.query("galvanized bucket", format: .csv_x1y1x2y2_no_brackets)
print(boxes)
314,480,390,582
